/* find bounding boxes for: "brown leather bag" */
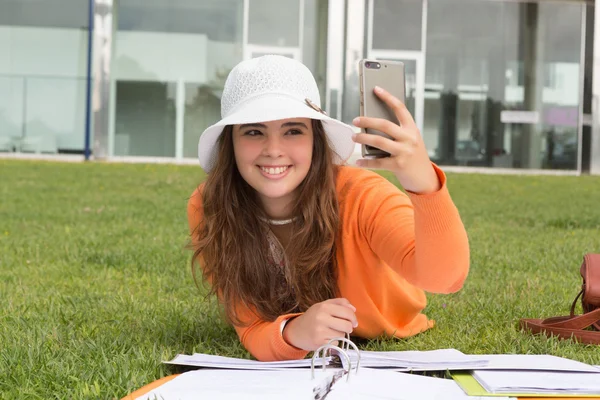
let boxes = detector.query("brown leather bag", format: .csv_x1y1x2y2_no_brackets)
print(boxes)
520,253,600,344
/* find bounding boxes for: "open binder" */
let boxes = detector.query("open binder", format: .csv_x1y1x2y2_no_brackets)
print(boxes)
124,335,600,400
128,336,486,400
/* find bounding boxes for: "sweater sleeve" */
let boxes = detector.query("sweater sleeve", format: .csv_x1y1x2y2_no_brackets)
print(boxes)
356,164,469,293
187,186,309,361
231,309,308,361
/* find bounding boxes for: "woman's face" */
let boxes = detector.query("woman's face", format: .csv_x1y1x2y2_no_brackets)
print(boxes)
232,118,314,215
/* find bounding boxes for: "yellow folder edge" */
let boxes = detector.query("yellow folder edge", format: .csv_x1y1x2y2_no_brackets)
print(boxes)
451,372,600,399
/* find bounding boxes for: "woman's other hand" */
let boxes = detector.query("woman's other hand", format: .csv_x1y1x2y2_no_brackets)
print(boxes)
282,298,358,351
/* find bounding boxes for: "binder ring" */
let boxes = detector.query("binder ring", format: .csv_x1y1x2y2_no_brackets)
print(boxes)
327,332,353,351
311,344,352,382
326,334,360,373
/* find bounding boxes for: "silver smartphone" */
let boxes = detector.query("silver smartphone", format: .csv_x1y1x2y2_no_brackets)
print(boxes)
359,59,406,158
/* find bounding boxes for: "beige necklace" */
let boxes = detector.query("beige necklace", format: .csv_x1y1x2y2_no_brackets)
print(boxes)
260,216,297,226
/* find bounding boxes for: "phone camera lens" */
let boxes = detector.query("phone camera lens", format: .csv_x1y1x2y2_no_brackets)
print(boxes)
365,62,371,68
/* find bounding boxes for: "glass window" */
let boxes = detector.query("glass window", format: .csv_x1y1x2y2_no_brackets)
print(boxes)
424,0,583,170
248,0,300,47
0,0,87,28
372,0,422,51
302,0,319,72
114,0,244,158
114,81,177,157
182,82,221,159
0,0,89,154
342,0,423,129
244,0,307,97
118,0,241,40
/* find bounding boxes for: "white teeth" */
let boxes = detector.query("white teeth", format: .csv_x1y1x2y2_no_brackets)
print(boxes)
261,166,288,175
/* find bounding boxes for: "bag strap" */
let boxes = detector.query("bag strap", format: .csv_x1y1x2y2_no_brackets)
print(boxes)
521,253,600,342
581,254,600,330
569,288,600,331
570,289,584,317
520,307,600,345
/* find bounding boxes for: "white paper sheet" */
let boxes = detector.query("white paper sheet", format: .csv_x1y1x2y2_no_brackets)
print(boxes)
342,349,489,371
468,354,600,373
473,369,600,395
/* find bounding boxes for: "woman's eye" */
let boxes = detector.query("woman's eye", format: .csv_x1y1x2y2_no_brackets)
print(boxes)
286,129,303,136
244,130,262,136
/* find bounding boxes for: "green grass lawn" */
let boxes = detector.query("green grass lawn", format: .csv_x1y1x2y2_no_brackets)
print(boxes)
1,159,600,399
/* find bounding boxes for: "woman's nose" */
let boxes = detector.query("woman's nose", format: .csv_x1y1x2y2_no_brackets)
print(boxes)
262,135,283,157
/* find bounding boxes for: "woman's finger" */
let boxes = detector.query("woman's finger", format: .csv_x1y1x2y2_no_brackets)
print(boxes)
372,86,417,130
327,298,356,312
327,317,354,335
355,157,387,170
327,304,358,328
355,156,404,171
356,142,418,170
352,132,401,155
324,328,349,342
353,116,408,142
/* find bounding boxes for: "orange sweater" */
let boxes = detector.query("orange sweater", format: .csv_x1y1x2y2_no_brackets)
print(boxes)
187,164,469,361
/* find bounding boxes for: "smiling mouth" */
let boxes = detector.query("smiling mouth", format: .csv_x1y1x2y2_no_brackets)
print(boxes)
259,165,290,175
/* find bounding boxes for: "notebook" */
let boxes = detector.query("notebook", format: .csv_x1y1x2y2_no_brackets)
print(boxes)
472,369,600,395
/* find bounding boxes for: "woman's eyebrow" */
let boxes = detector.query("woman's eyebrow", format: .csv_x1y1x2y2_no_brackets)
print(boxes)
239,123,267,129
281,122,309,129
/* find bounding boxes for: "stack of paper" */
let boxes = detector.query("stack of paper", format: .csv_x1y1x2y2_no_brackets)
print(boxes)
164,350,600,376
452,355,600,398
472,370,600,395
164,352,330,370
342,348,489,371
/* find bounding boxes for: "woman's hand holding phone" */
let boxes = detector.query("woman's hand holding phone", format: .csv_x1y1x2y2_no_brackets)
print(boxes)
352,86,441,194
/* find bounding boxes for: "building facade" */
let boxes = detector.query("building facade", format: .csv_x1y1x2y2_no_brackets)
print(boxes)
1,0,599,174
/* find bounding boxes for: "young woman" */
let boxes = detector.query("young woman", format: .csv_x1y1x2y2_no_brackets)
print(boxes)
187,55,469,361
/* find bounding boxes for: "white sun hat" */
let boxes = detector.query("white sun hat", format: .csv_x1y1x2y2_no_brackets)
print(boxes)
197,55,355,172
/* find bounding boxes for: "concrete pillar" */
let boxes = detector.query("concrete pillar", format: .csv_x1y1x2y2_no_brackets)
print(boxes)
91,0,115,160
437,52,458,164
592,0,600,174
520,3,544,169
486,45,508,167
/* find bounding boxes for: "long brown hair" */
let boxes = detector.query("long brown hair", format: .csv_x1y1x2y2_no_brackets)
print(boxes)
191,120,340,324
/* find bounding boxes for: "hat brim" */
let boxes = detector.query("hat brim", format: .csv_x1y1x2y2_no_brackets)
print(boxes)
197,94,356,172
